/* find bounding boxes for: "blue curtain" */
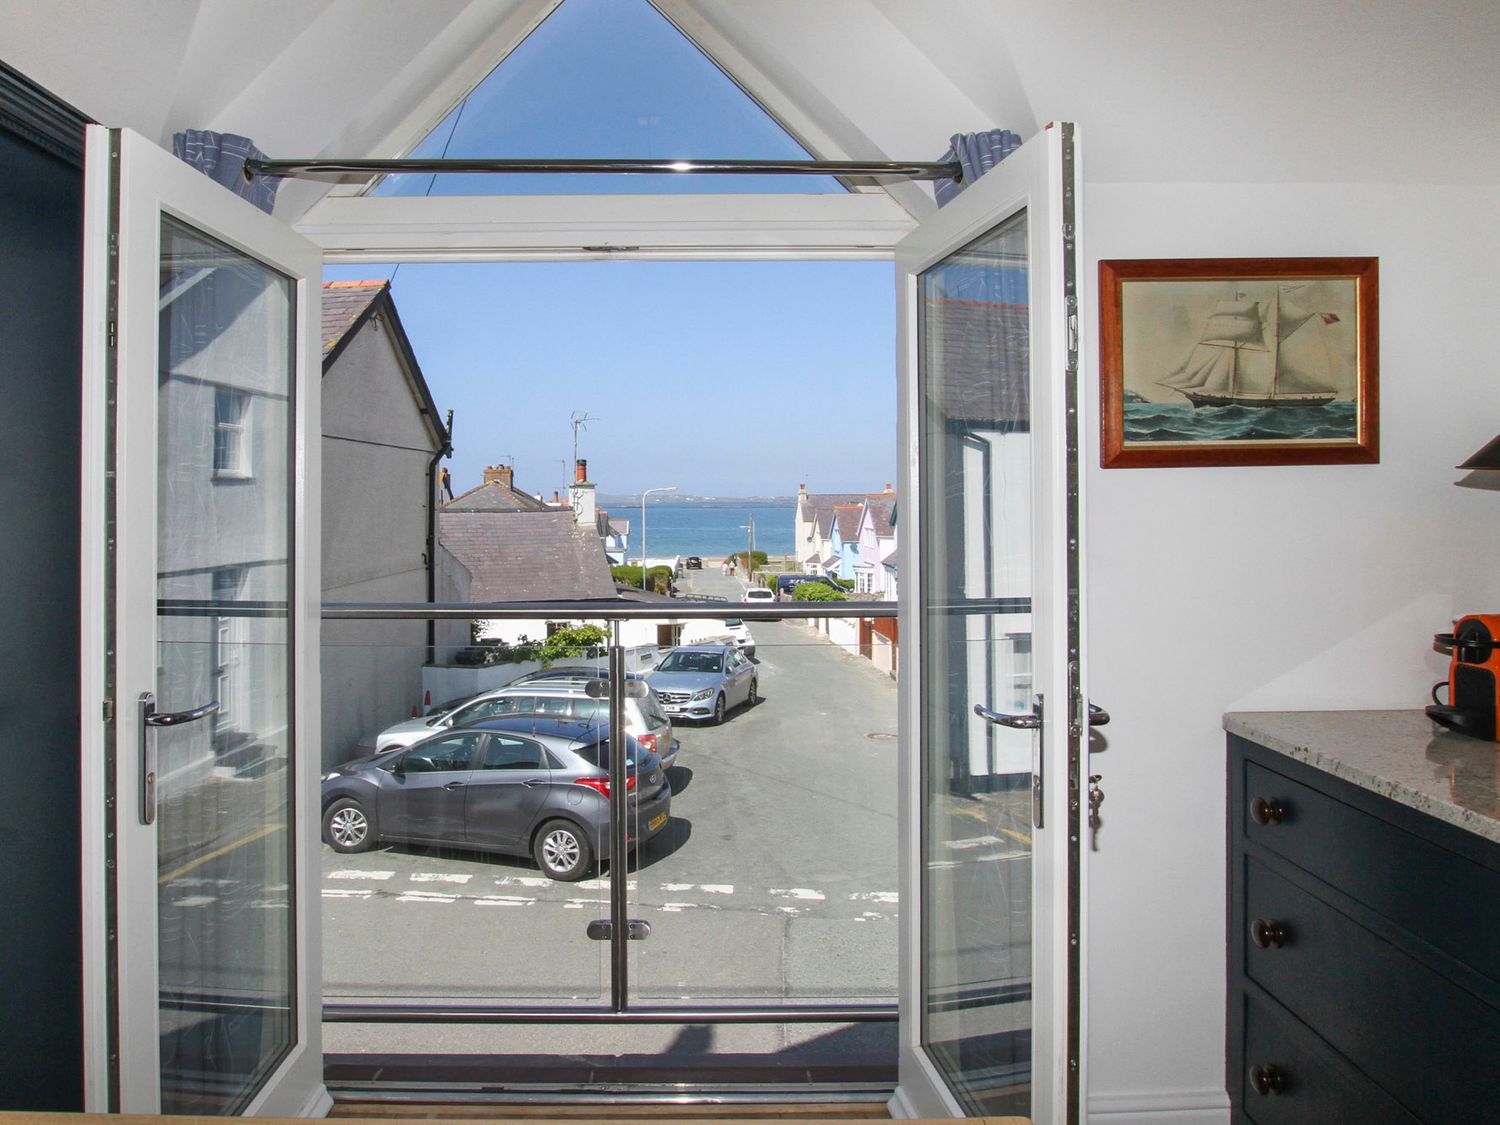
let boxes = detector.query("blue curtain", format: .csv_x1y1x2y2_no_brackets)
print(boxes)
934,129,1023,207
171,130,279,214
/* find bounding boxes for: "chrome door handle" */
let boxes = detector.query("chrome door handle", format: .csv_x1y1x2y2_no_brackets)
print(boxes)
140,692,220,825
523,778,548,788
443,780,466,790
974,703,1041,730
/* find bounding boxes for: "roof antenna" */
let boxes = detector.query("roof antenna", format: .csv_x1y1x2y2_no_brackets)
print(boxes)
570,411,599,466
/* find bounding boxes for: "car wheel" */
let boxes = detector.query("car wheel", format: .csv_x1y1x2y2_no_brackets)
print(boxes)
747,678,759,707
534,820,594,881
323,798,374,853
711,693,726,725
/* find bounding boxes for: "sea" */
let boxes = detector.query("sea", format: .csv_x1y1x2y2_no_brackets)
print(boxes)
1123,400,1358,443
622,500,796,561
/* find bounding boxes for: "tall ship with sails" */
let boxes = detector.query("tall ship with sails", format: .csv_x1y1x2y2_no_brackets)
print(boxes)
1157,286,1342,409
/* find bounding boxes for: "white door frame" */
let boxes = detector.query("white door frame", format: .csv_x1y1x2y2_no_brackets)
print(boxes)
80,125,327,1116
890,123,1086,1122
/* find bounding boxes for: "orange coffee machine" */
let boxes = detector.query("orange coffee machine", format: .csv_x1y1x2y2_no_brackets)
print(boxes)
1428,614,1500,741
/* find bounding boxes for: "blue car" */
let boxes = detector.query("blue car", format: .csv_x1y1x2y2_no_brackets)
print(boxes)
647,643,757,724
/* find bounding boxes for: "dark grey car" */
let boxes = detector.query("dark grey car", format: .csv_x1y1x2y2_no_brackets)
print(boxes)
320,716,670,881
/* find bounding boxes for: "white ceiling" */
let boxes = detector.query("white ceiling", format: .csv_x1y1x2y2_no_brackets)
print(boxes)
4,0,1497,220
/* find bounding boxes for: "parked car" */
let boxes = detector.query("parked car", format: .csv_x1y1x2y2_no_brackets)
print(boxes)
375,673,678,769
775,574,841,600
320,716,670,880
677,617,755,658
647,643,756,724
684,555,703,569
743,587,775,605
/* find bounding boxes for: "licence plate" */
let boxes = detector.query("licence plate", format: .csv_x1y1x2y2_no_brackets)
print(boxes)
648,812,667,832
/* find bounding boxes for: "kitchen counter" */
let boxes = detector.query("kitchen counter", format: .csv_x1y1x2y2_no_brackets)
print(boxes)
1223,708,1500,846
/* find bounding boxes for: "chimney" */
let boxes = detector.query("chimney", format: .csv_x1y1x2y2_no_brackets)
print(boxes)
798,482,807,494
883,483,893,493
568,460,596,528
552,490,561,505
482,464,515,489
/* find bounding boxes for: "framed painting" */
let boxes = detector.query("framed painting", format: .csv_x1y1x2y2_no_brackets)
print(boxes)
1099,257,1378,467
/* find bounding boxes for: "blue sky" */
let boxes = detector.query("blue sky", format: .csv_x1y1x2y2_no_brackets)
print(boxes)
325,0,897,499
324,258,896,498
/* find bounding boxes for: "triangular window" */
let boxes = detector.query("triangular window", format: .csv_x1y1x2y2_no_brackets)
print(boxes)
373,0,844,196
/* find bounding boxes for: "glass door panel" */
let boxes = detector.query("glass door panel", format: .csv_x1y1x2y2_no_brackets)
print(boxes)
919,209,1034,1116
155,217,296,1113
88,125,324,1115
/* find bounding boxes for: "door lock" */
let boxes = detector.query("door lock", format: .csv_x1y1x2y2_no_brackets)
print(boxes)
139,692,220,825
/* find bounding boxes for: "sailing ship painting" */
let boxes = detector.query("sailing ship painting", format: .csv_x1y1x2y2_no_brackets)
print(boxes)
1157,286,1342,409
1100,258,1378,468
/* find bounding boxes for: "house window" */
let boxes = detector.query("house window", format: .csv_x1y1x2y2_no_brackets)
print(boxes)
213,388,250,477
856,569,874,595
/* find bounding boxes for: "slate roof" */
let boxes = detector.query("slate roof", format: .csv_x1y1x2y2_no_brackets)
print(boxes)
862,497,896,537
438,510,617,602
445,479,550,513
799,487,898,529
927,298,1030,427
322,280,384,357
833,504,863,542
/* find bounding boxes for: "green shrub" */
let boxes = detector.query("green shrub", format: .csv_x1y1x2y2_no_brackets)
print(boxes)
539,623,609,665
793,581,847,602
612,564,674,593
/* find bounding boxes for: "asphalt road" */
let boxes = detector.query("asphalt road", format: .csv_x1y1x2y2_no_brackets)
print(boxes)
321,565,903,1006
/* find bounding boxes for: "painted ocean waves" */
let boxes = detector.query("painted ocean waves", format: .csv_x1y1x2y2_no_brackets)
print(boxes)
1122,400,1358,444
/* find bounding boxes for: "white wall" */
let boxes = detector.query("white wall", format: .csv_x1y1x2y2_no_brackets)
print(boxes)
1082,181,1500,1121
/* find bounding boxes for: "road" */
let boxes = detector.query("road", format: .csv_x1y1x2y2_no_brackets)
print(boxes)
321,565,903,1007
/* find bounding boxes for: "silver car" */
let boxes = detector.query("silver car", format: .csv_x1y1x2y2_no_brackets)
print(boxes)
376,673,678,769
647,643,757,724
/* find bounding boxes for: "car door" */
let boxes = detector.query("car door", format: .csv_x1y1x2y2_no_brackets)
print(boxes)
464,734,553,849
726,650,752,707
381,731,482,843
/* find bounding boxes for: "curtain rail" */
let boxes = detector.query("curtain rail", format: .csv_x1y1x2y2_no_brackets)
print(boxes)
243,157,960,182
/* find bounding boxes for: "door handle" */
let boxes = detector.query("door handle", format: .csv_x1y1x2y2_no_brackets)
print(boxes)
443,780,466,790
973,703,1041,730
139,692,220,826
523,778,548,788
1087,703,1110,727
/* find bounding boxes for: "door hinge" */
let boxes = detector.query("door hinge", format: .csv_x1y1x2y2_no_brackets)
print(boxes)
102,697,115,723
106,319,117,349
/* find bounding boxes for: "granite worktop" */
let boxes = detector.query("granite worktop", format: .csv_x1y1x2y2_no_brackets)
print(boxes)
1224,709,1500,846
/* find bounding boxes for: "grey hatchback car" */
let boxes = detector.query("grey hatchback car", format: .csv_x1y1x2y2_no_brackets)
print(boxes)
320,716,670,881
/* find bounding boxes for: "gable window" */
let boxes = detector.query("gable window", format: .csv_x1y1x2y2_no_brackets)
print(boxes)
213,388,250,477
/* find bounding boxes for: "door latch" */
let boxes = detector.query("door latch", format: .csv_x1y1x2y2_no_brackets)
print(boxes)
139,692,220,825
1087,774,1105,849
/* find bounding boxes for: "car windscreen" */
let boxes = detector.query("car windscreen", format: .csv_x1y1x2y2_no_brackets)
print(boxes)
574,740,641,772
636,691,669,726
724,618,743,627
658,651,723,674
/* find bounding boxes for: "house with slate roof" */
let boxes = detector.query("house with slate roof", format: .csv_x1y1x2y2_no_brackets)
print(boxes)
320,280,466,768
794,483,896,576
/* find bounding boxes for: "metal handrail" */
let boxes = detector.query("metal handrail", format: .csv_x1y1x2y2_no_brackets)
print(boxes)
321,599,899,621
322,1001,897,1025
245,156,961,182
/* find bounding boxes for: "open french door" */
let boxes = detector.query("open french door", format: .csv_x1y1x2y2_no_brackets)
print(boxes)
81,126,326,1115
892,124,1088,1122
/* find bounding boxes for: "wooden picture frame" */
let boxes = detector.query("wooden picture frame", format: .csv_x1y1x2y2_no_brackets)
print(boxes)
1099,257,1379,468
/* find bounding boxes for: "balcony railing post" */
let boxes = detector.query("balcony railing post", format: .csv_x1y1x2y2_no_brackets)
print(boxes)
608,622,628,1012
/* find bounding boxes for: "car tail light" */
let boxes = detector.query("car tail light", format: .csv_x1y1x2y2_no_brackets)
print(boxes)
574,774,636,799
636,733,658,754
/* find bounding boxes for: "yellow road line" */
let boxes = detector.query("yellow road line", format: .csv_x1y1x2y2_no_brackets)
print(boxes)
159,823,286,885
999,827,1032,847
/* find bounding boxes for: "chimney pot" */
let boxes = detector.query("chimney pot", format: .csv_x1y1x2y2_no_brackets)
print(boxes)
884,483,893,492
575,459,588,483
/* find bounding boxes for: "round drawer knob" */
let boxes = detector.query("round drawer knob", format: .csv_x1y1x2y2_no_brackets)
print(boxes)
1250,918,1288,949
1249,1063,1286,1096
1250,796,1285,826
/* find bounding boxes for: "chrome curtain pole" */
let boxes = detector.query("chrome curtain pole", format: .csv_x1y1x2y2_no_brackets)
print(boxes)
243,156,962,182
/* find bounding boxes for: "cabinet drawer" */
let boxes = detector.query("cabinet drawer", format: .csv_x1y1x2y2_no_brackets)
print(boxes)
1245,858,1500,1122
1241,757,1500,983
1238,991,1418,1123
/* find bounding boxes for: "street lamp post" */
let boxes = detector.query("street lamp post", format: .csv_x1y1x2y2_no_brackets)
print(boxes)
641,485,677,593
739,513,755,584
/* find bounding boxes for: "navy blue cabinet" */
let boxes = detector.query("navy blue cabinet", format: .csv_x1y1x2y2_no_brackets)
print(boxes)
1228,735,1500,1123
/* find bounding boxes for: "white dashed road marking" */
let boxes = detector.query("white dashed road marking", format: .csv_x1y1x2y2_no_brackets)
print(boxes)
474,896,536,907
329,869,394,880
945,835,1003,851
769,887,825,901
849,891,898,904
322,888,373,899
396,891,458,904
411,872,472,884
